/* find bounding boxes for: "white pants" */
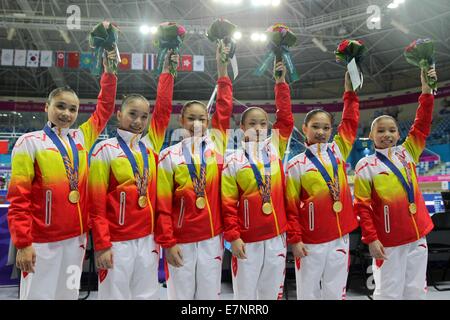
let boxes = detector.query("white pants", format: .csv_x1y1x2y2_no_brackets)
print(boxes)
20,234,87,300
373,237,428,300
232,234,287,300
166,235,223,300
98,235,160,300
295,234,350,300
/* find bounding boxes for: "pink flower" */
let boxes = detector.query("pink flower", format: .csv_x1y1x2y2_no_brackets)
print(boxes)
338,39,350,52
177,25,186,36
405,40,416,52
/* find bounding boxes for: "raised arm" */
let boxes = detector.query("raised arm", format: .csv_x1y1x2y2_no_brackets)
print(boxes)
333,72,360,160
79,70,117,150
211,43,233,156
272,62,294,159
146,52,176,153
403,68,436,163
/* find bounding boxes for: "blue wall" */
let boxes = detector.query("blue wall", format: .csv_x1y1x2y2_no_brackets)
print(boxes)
428,144,450,162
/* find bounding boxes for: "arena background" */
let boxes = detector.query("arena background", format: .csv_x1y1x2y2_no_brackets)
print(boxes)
0,0,449,300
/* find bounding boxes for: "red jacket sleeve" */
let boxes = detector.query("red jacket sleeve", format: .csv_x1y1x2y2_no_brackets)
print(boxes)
333,91,360,160
79,72,117,150
147,73,174,153
211,77,233,134
403,93,434,163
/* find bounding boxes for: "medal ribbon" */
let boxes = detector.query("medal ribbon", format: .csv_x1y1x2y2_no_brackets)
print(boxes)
116,135,149,197
244,146,272,204
376,151,415,204
305,148,340,202
43,124,79,191
182,141,206,198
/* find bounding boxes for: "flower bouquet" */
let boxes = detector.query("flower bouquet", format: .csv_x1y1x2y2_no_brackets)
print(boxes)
88,21,120,76
254,24,299,82
153,22,186,77
334,39,366,65
206,18,237,63
335,39,366,90
404,38,437,92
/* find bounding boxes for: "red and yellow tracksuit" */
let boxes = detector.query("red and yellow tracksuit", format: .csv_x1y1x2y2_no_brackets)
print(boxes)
354,93,434,300
155,76,233,299
286,91,360,300
221,82,293,300
88,73,174,299
7,72,117,299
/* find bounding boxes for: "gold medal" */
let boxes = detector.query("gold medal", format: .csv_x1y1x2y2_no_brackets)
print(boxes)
333,201,343,213
409,203,417,214
138,195,148,208
196,197,206,209
68,190,80,204
262,202,273,215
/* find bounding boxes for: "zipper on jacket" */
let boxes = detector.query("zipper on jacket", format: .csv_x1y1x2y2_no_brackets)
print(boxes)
308,202,314,231
119,192,126,226
384,205,391,234
244,199,250,229
177,197,185,228
45,190,52,226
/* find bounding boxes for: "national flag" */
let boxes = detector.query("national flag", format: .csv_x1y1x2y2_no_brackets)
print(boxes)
144,53,155,70
40,50,53,67
193,55,204,72
119,53,131,70
67,51,80,68
0,140,8,154
1,49,14,66
80,52,94,69
56,51,66,68
14,49,26,66
26,50,40,67
131,53,144,70
180,55,193,72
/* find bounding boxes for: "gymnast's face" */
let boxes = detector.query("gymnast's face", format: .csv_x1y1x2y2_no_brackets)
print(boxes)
117,98,150,134
241,108,268,143
370,117,400,149
302,112,332,144
180,103,209,137
45,92,79,129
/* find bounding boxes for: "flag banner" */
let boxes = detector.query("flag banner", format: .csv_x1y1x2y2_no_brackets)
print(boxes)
119,53,131,70
193,55,204,72
26,50,40,67
144,53,155,70
67,51,80,68
1,49,13,66
14,49,26,66
56,51,65,68
180,54,192,72
40,50,53,67
131,53,144,70
80,52,94,69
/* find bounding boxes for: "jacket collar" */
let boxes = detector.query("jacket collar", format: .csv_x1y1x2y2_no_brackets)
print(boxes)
116,128,142,148
305,142,329,154
47,121,70,137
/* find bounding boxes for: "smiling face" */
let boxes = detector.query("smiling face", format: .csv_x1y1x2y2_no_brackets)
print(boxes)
117,98,150,134
370,116,400,149
302,111,333,144
240,108,268,143
180,103,209,137
45,91,80,129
